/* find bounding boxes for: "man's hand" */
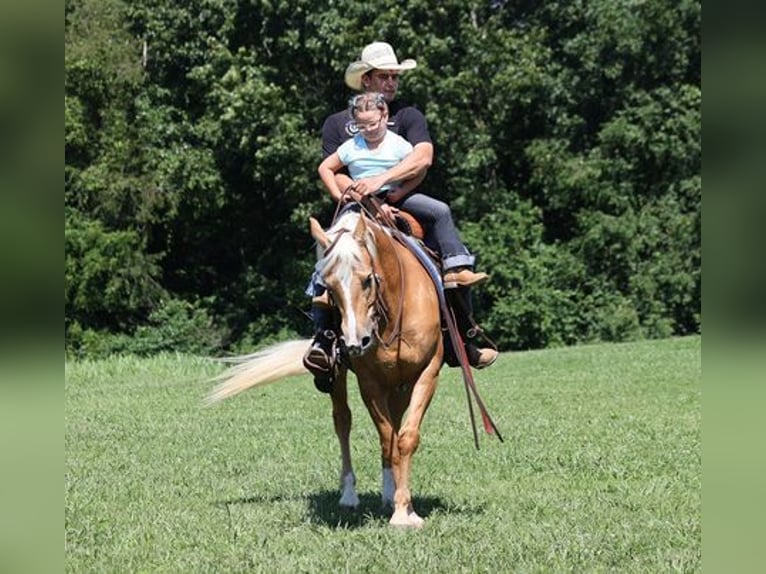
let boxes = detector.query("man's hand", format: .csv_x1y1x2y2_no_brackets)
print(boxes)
377,202,399,222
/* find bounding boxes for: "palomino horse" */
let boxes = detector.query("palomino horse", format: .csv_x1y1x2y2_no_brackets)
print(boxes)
208,209,443,528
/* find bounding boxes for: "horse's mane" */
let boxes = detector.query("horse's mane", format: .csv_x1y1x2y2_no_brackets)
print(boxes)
316,211,382,278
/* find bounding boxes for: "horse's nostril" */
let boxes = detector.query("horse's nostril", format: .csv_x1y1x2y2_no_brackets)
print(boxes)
361,336,372,349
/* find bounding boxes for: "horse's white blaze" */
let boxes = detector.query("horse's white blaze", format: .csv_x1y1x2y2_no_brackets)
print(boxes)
339,472,359,508
320,219,374,351
338,264,360,346
381,467,395,507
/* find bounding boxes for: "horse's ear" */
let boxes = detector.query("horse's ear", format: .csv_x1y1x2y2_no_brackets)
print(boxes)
352,211,368,242
310,217,330,248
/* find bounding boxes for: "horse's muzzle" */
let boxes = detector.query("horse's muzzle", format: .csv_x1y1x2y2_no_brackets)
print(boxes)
342,335,374,358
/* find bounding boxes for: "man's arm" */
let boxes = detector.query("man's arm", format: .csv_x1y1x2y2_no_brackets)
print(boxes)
386,170,426,203
321,112,347,159
384,141,433,182
352,141,433,196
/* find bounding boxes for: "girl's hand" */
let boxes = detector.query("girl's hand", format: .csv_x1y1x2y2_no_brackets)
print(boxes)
340,186,362,203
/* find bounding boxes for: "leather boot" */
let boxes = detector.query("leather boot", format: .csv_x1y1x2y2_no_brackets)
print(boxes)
466,343,498,369
443,267,489,289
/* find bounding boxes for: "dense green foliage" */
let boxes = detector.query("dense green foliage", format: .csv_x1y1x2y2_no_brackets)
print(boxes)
65,337,701,571
65,0,700,356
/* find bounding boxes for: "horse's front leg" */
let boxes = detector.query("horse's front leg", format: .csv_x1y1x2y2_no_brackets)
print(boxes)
389,361,440,529
357,376,400,509
382,385,412,509
330,368,358,508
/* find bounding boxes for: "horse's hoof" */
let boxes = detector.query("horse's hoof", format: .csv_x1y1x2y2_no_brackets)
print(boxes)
339,473,359,509
339,493,360,509
389,509,424,529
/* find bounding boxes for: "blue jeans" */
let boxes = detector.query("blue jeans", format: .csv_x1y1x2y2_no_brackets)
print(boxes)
392,193,475,270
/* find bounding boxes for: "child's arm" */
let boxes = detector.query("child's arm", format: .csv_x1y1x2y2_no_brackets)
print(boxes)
318,153,349,204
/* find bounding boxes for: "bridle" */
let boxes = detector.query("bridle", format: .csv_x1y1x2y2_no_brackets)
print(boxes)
324,202,405,350
355,193,406,349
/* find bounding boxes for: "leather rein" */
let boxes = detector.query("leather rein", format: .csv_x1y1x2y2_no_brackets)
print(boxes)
329,188,503,448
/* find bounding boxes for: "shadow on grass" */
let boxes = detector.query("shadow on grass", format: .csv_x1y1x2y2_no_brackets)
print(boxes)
306,489,452,528
218,489,483,529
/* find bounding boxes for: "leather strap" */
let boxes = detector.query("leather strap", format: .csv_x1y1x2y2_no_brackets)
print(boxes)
360,196,503,448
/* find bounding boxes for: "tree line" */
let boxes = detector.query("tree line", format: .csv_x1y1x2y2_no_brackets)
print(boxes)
65,0,701,357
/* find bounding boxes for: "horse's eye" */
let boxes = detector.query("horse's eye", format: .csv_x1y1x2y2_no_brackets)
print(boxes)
362,274,373,290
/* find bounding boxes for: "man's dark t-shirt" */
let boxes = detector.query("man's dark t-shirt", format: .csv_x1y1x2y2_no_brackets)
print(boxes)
321,100,432,159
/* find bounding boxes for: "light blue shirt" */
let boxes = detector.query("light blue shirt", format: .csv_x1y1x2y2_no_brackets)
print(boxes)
337,131,413,191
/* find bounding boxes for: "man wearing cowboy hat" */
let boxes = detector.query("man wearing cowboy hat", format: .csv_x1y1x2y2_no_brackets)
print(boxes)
321,41,431,200
322,41,488,289
304,42,498,391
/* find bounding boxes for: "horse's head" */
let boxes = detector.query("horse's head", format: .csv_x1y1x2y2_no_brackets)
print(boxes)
311,212,381,358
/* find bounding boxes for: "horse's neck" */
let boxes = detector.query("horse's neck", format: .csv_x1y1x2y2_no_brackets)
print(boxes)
370,225,405,319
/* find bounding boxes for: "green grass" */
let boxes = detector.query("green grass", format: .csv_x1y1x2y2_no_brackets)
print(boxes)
66,336,700,573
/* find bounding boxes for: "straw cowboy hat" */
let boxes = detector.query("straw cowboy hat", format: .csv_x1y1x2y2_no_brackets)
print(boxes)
344,42,417,91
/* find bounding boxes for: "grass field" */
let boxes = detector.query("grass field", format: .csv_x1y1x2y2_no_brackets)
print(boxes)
66,336,700,573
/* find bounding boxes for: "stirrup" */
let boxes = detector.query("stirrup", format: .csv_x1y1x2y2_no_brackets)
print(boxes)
303,331,338,394
303,344,332,374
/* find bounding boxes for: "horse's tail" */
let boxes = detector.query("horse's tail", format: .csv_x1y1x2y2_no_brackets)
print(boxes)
206,339,311,404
